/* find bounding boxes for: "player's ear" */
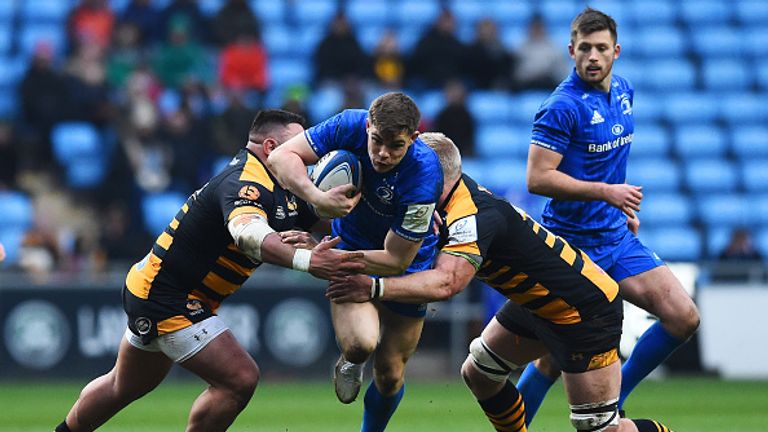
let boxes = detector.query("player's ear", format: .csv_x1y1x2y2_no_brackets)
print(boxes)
568,43,575,58
262,138,278,155
613,43,621,59
410,131,420,141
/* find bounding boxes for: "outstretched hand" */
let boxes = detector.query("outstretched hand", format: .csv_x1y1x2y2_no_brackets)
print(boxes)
326,274,374,303
307,236,365,280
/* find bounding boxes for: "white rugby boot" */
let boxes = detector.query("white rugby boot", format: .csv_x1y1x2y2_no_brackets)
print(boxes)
334,355,364,404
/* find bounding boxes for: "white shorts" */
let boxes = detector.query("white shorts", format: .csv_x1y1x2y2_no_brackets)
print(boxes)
125,316,228,363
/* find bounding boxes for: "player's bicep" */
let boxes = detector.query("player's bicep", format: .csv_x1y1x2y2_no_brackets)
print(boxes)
384,229,423,265
272,131,320,165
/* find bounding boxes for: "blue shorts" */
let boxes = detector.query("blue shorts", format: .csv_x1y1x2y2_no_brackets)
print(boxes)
579,230,664,283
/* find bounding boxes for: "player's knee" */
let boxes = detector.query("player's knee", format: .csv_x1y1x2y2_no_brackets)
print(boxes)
226,364,260,406
373,367,405,396
463,337,520,385
341,341,376,364
570,398,619,432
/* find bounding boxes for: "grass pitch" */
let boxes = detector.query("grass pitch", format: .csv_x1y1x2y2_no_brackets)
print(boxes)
3,377,767,431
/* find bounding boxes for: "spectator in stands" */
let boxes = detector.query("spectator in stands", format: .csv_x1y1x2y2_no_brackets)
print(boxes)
512,14,569,91
433,80,476,156
63,41,114,126
464,18,512,90
312,12,370,86
158,0,210,44
0,121,19,189
408,8,466,89
120,0,160,47
719,228,763,262
106,22,146,89
67,0,115,52
280,85,310,124
152,16,210,89
160,106,212,192
212,92,256,156
371,30,405,89
211,0,261,46
19,43,68,170
98,202,151,263
218,31,270,97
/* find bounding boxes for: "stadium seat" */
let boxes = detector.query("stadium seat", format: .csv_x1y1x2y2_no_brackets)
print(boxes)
613,59,646,89
0,191,34,231
448,0,487,24
672,125,727,159
250,0,285,23
198,0,224,16
0,1,16,21
509,91,549,124
640,226,702,262
482,157,527,195
307,85,344,123
108,0,131,13
743,27,768,58
539,0,580,27
293,0,337,27
500,24,526,51
731,126,768,159
585,0,628,28
629,90,664,122
467,91,511,124
638,193,693,226
394,26,423,53
634,26,687,59
629,0,677,26
719,93,768,125
355,25,386,53
642,58,695,91
662,93,719,124
697,194,752,227
51,122,101,164
630,122,670,158
755,194,768,227
414,90,445,121
394,0,440,28
19,24,66,59
757,228,768,258
142,191,188,237
486,1,533,26
741,160,768,193
0,228,26,266
475,124,531,159
626,158,681,192
0,56,24,89
20,0,71,23
735,0,768,25
460,157,489,187
262,25,294,56
268,58,311,91
756,62,768,90
345,0,390,28
690,27,744,58
705,227,734,258
702,59,751,91
0,22,12,55
680,0,733,25
685,159,738,194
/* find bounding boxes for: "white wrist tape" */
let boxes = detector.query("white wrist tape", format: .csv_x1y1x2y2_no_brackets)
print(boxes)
292,248,312,272
370,277,385,300
228,214,275,262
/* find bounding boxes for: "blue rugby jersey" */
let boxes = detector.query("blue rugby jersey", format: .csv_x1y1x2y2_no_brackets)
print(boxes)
531,69,635,247
305,109,443,270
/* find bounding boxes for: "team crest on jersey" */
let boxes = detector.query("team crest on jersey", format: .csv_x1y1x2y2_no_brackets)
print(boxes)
238,185,260,201
611,124,624,135
376,185,394,204
448,215,478,245
618,93,632,115
187,300,205,316
135,317,152,335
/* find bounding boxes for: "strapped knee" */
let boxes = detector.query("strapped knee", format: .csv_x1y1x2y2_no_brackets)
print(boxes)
467,337,521,382
569,398,619,432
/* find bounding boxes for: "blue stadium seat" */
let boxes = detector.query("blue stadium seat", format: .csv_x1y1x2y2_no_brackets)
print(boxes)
744,27,768,58
460,157,488,188
345,0,390,28
109,0,131,13
539,0,580,27
0,228,26,266
268,58,311,90
20,0,71,23
0,22,12,55
0,56,24,89
640,226,702,262
585,0,628,28
293,0,337,27
673,125,727,159
475,124,531,159
680,0,732,25
736,0,768,25
720,93,768,125
395,26,424,53
741,159,768,193
757,228,768,258
394,0,440,28
755,195,768,227
663,93,719,123
642,58,695,91
702,59,751,91
0,191,34,231
500,24,526,51
509,91,548,124
262,25,293,56
638,193,693,226
705,227,733,258
467,91,511,124
613,59,646,89
487,1,533,26
630,91,664,122
630,122,670,157
697,194,752,228
356,25,387,53
634,26,687,59
414,90,445,121
250,0,284,23
51,122,101,164
629,0,677,26
307,85,344,123
448,0,487,24
198,0,224,16
19,24,66,59
295,25,325,57
690,27,744,58
685,160,738,193
142,192,188,237
626,158,681,192
757,61,768,90
483,157,527,195
731,126,768,159
0,1,16,21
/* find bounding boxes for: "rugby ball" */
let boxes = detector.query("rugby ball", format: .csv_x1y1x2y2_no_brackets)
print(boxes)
310,150,363,195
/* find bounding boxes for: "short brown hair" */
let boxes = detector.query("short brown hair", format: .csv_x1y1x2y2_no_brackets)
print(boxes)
570,7,617,44
368,92,421,138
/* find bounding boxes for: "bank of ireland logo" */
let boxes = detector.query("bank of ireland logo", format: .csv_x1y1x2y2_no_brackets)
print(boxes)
4,300,71,369
611,124,624,135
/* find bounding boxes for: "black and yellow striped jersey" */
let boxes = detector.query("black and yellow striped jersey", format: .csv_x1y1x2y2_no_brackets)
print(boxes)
124,148,316,338
438,174,618,325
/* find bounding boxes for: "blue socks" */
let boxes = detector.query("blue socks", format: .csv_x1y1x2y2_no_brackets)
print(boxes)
361,381,405,432
619,321,683,409
517,363,555,426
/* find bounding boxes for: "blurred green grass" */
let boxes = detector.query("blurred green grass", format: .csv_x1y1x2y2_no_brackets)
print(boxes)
3,377,768,431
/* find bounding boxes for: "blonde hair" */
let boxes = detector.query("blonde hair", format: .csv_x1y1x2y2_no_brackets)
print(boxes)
420,132,462,183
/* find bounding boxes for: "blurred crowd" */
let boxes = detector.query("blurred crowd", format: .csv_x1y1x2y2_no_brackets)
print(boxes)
1,0,572,276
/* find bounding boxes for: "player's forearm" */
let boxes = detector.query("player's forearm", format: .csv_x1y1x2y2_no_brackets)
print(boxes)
379,270,463,303
528,169,609,202
268,151,323,204
360,250,413,276
259,233,304,269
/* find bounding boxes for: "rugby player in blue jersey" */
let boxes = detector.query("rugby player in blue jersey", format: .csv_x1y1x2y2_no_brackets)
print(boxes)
268,92,443,432
519,7,700,424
